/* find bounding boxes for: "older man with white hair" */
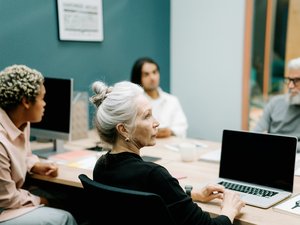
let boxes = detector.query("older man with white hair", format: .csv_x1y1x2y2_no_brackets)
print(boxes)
253,57,300,152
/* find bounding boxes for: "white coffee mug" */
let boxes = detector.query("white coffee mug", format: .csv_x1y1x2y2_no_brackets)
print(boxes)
178,143,196,162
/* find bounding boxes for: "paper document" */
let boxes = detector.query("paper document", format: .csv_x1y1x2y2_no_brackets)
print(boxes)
170,171,187,180
198,149,221,163
48,150,96,163
295,154,300,176
164,142,207,152
273,193,300,217
68,157,97,170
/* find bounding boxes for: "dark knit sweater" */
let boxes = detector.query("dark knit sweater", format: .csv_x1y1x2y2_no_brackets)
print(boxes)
93,151,232,225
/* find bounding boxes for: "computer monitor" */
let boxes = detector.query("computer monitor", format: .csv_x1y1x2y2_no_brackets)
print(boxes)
31,77,73,158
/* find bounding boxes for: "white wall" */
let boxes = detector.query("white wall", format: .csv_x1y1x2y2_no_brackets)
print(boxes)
171,0,246,141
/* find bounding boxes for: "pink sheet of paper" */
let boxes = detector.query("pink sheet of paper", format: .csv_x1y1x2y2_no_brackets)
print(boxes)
49,150,94,161
171,171,187,180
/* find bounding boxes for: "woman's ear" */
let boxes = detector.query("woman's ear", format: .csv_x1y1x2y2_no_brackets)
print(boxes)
116,123,128,139
21,97,31,109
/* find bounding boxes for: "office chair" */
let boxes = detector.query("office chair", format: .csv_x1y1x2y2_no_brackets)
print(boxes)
78,174,176,225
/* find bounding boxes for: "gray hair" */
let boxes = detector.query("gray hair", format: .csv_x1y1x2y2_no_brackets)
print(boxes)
288,57,300,70
90,81,144,145
0,64,44,110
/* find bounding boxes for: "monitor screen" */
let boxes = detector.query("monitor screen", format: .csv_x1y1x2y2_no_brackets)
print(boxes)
31,77,73,158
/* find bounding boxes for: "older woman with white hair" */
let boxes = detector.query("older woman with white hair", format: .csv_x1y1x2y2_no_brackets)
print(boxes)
90,80,244,225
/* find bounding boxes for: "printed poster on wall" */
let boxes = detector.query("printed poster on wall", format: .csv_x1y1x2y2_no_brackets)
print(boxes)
57,0,104,42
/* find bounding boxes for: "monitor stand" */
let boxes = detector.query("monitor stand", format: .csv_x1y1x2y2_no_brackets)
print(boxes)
32,139,67,159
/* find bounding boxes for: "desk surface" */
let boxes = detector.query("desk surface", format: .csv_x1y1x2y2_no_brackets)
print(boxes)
31,131,300,225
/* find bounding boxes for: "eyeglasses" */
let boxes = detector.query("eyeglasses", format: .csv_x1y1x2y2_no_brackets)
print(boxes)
284,77,300,86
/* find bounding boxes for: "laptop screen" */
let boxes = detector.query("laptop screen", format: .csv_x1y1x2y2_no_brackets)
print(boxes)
219,130,297,192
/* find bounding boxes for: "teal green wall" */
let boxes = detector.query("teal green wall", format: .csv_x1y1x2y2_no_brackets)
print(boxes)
0,0,170,126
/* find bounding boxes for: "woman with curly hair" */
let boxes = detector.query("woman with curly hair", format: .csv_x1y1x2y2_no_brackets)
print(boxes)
0,65,78,225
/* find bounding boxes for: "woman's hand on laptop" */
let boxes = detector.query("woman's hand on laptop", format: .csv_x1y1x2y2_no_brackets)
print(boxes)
220,190,245,223
192,184,225,202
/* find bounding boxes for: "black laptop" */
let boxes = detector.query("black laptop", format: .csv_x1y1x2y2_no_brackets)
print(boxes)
215,129,297,208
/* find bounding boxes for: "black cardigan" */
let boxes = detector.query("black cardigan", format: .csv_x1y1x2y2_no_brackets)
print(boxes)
93,151,232,225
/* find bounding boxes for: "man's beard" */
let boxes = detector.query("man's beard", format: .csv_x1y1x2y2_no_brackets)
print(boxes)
286,92,300,105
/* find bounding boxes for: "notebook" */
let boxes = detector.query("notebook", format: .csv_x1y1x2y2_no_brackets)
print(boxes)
215,129,297,209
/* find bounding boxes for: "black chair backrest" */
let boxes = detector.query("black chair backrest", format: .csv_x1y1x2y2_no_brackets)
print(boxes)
78,174,176,225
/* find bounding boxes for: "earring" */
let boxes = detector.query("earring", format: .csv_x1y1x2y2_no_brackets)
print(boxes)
125,137,130,142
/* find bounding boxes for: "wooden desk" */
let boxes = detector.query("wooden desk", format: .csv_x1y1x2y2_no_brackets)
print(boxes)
30,164,92,188
30,132,300,225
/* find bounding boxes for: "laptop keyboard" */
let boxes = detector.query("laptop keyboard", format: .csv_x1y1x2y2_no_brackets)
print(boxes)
218,181,278,198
